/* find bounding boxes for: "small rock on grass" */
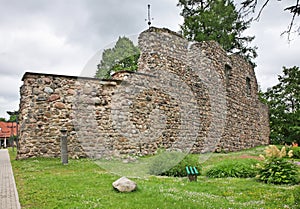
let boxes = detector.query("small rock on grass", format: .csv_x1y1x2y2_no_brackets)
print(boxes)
112,176,137,192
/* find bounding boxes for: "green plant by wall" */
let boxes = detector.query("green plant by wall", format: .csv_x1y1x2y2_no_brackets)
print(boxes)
205,158,259,178
256,145,300,184
285,146,300,159
148,151,199,177
256,158,299,184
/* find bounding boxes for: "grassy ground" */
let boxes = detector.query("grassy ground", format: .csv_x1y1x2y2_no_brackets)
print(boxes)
9,147,300,209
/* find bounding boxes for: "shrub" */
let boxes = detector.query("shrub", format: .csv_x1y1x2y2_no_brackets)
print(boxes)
286,146,300,159
205,158,258,178
292,147,300,159
148,151,199,177
256,145,300,185
256,157,299,184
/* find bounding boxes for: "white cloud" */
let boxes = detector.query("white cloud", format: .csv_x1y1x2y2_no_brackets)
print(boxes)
0,0,299,117
244,1,300,91
0,75,22,119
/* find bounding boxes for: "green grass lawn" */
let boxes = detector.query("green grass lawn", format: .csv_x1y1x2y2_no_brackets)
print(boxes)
9,147,300,209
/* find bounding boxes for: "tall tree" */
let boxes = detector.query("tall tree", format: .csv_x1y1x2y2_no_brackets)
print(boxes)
262,66,300,144
95,36,140,79
178,0,257,65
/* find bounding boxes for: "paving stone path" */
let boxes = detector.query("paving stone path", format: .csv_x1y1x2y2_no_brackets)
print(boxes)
0,149,21,209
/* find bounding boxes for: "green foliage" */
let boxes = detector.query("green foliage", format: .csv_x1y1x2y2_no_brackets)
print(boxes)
95,36,140,79
148,151,199,177
256,145,299,184
110,54,140,73
285,146,300,159
261,66,300,144
291,147,300,159
6,111,19,122
177,0,257,65
205,158,258,178
256,157,299,185
0,117,6,122
9,114,17,122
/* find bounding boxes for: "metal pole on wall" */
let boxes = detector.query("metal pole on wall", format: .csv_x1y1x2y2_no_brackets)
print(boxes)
60,128,68,165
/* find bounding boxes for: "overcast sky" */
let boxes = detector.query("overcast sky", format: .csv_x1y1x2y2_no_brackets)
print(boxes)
0,0,299,119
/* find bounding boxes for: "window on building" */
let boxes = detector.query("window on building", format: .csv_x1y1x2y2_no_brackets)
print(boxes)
246,77,251,96
225,64,232,85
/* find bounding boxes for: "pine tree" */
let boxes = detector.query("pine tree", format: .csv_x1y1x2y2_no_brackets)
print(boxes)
178,0,257,65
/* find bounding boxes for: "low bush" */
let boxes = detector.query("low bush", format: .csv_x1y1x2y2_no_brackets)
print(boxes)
256,157,299,184
148,151,199,177
256,145,300,185
205,158,258,178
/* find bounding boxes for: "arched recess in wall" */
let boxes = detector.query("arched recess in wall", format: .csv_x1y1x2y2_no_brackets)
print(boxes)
224,64,232,86
246,77,251,96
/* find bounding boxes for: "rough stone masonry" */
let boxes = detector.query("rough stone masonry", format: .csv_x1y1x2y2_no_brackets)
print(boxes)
17,27,270,159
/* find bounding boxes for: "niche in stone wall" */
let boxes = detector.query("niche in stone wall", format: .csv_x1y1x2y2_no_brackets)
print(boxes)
246,77,251,96
225,64,232,85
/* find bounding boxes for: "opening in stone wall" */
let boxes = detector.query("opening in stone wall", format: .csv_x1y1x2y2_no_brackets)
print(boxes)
225,64,232,85
246,77,251,96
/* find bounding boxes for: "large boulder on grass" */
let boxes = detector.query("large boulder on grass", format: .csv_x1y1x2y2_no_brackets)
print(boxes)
112,177,137,192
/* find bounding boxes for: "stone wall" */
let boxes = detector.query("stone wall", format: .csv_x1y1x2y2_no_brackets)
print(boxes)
18,27,269,159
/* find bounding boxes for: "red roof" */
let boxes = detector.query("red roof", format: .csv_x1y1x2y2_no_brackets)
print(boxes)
0,121,18,138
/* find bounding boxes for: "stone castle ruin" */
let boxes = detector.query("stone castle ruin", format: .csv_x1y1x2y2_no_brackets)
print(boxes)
18,27,269,159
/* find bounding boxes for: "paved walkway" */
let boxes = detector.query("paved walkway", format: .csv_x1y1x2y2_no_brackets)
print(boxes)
0,149,21,209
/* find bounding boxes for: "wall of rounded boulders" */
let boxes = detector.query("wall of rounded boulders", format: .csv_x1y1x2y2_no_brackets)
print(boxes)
17,27,269,159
